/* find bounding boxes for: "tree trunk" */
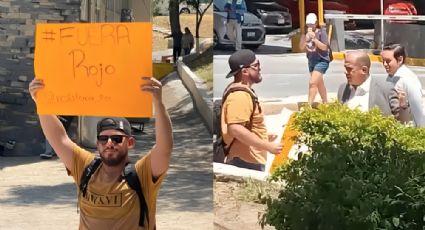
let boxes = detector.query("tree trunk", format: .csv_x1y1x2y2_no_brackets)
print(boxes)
169,0,181,35
195,0,200,53
195,0,212,53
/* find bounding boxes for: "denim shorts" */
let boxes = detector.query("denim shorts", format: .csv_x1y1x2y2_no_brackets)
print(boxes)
308,59,329,74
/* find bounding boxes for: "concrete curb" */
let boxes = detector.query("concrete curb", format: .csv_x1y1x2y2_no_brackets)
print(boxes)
177,60,213,133
214,162,269,181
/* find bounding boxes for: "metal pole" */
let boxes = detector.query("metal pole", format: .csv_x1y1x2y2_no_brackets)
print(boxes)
381,0,384,49
299,0,305,34
318,0,324,25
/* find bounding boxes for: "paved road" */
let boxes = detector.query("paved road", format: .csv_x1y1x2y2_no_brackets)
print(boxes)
213,34,425,100
0,73,213,230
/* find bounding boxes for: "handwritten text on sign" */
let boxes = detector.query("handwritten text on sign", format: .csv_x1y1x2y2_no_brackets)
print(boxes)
34,23,152,117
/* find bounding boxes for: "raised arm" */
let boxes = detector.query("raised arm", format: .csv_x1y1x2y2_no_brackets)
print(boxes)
140,77,173,178
312,28,328,51
389,87,411,123
29,79,75,170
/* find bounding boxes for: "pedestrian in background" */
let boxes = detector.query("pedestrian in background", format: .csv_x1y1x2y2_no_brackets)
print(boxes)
40,115,74,159
165,30,183,63
181,27,194,55
224,0,245,51
299,13,331,106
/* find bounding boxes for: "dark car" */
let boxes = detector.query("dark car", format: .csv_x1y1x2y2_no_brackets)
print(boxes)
246,0,292,33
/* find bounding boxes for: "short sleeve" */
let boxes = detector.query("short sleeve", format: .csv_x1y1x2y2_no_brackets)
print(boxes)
223,91,254,125
68,144,95,186
320,27,329,45
135,152,166,203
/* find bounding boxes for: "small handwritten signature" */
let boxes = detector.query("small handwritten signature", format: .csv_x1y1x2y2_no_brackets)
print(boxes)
44,91,112,103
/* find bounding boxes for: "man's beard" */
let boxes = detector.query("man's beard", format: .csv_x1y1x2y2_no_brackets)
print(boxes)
100,148,128,166
253,73,262,83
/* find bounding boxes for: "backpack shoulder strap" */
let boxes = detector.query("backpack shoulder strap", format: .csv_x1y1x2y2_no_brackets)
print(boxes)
79,157,102,198
123,163,149,227
220,86,260,153
223,86,259,111
222,86,260,128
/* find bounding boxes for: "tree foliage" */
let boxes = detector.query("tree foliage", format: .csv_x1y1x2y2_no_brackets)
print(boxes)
185,0,212,38
262,102,425,230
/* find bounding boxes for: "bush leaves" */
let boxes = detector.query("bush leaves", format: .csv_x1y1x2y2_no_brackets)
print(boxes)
262,102,425,230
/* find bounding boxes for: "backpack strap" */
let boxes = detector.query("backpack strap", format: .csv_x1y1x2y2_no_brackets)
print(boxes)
222,86,259,129
221,86,260,153
79,157,102,198
79,158,148,228
123,163,149,227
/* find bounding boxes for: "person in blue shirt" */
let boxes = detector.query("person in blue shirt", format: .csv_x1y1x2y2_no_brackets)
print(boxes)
224,0,245,51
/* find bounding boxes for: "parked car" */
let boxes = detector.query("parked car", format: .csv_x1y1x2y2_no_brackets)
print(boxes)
276,0,350,28
338,0,418,26
385,2,417,23
155,1,208,15
277,0,418,28
246,0,292,33
337,0,415,15
179,2,209,14
213,0,266,49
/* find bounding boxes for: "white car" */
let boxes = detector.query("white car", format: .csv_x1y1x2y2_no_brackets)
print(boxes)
179,2,209,14
155,1,208,15
213,0,265,50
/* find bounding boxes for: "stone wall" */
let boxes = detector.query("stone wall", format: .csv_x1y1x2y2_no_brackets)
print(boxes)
0,0,81,156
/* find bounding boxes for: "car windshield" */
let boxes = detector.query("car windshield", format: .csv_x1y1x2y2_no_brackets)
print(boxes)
214,0,247,12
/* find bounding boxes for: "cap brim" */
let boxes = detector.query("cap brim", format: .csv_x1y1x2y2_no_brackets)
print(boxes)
225,69,240,78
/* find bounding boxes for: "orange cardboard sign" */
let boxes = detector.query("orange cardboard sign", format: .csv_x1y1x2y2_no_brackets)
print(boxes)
269,114,298,174
34,22,152,117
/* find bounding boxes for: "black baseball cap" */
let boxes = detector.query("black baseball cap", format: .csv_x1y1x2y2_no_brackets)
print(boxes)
225,49,257,78
97,117,132,136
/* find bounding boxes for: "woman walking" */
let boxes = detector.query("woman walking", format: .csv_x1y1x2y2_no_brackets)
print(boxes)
299,13,331,106
182,27,194,55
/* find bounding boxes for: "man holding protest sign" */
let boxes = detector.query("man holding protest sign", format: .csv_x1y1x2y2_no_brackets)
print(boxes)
29,76,173,230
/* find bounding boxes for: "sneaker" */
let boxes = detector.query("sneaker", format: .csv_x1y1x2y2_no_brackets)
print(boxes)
40,152,55,159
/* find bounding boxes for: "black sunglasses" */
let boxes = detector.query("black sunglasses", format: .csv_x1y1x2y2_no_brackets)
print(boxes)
97,135,128,145
243,61,260,70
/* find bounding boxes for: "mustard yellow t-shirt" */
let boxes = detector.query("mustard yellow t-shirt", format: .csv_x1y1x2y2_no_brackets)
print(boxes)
221,87,268,164
69,144,165,230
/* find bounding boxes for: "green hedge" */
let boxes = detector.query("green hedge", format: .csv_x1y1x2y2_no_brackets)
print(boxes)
262,102,425,230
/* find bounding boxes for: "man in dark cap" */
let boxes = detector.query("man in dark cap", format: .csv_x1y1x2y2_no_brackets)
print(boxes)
28,77,173,230
220,49,282,171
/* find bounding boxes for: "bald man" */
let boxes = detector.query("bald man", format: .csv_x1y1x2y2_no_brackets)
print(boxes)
337,51,371,111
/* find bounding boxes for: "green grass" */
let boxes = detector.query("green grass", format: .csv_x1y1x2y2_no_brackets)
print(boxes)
185,47,213,91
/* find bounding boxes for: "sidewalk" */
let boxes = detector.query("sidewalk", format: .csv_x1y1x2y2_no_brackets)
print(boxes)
0,72,213,229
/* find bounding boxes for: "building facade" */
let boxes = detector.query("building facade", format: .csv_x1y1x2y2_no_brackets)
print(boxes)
0,0,150,156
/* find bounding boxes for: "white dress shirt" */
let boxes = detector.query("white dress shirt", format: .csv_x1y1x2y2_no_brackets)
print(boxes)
393,65,425,127
345,76,372,112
